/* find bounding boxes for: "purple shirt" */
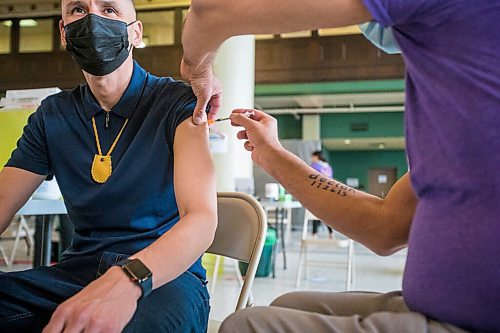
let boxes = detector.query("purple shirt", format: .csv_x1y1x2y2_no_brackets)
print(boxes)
311,160,333,178
363,1,500,332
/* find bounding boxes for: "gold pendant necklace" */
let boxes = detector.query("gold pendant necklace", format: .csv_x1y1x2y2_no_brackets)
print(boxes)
91,115,129,183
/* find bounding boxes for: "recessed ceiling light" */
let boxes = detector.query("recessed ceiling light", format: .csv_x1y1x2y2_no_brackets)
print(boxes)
20,19,38,27
3,19,38,27
344,139,351,145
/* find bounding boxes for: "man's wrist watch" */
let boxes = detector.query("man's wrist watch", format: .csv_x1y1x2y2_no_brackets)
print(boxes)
114,258,152,300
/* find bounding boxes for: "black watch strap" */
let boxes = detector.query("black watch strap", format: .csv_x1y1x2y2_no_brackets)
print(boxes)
114,258,153,300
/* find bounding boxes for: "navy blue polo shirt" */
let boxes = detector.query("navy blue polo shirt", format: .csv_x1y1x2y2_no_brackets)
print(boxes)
7,61,205,278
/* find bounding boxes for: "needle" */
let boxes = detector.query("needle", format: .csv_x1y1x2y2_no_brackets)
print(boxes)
208,110,255,125
208,116,230,125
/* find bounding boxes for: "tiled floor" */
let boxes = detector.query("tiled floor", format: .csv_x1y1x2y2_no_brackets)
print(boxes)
207,230,406,321
0,227,407,323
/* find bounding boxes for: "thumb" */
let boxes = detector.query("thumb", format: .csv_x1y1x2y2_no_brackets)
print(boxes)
230,111,257,128
192,100,208,125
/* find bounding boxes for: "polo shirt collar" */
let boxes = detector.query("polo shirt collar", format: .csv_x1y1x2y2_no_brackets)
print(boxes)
82,61,148,120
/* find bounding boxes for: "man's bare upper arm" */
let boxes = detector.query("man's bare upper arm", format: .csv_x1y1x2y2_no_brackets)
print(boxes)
172,119,216,219
379,172,418,250
383,172,418,221
0,167,45,231
188,0,373,38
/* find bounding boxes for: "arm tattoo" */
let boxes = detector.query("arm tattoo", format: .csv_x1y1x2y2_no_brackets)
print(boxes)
309,174,356,197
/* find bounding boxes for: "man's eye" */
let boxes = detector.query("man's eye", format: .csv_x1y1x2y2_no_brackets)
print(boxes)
104,8,117,14
72,7,85,14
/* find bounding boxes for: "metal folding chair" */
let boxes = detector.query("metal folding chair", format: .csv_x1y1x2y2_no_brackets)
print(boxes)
207,192,267,332
296,209,355,290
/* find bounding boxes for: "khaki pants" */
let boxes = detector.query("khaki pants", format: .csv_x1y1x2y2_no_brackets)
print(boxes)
219,291,470,333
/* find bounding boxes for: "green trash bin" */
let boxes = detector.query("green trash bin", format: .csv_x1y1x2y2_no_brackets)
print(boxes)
239,227,276,277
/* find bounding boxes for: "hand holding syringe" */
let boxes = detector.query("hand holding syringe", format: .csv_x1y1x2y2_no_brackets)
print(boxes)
209,109,278,154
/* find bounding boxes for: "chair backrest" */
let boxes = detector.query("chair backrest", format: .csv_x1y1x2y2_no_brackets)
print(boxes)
206,192,267,311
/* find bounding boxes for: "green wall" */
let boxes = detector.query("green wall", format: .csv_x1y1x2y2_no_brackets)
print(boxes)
275,112,404,139
321,112,404,138
264,79,408,184
276,115,302,139
328,150,408,188
256,79,405,96
274,112,408,185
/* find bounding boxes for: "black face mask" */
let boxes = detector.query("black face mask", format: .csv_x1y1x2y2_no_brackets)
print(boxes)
64,14,135,76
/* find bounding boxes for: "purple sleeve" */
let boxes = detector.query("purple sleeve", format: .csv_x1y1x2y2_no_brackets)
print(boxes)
310,162,321,173
362,0,461,27
326,165,333,179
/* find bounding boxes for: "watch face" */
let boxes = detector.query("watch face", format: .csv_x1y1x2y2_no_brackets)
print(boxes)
124,259,152,283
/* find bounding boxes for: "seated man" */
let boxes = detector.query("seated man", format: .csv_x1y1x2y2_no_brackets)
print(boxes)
0,1,217,332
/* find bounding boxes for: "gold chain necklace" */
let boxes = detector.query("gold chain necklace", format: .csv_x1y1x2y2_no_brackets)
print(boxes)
90,115,129,183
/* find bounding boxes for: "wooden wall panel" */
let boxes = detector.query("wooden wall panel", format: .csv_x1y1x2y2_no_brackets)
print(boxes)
255,35,405,83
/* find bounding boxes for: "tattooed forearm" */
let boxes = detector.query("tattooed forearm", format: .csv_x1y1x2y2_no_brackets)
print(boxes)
309,174,356,197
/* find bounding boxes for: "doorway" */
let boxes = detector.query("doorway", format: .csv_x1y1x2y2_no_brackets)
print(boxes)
368,167,397,198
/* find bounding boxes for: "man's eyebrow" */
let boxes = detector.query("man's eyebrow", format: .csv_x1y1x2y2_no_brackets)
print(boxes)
64,0,123,11
65,0,86,11
99,0,122,8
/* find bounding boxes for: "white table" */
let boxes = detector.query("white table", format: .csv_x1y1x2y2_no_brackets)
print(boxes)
258,199,302,277
257,200,302,211
17,199,68,267
18,199,67,215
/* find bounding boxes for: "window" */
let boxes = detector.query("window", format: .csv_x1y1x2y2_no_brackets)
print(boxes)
20,19,53,53
318,25,361,37
182,8,189,22
0,20,11,54
280,31,312,39
137,11,175,47
255,34,274,40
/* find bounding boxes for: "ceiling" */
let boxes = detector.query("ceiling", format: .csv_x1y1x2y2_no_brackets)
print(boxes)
255,92,405,111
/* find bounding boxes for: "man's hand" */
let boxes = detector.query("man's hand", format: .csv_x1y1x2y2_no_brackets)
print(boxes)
230,109,284,166
43,267,141,333
180,56,222,125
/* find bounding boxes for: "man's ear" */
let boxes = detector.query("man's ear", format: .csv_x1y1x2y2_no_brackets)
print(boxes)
59,20,67,49
130,20,143,47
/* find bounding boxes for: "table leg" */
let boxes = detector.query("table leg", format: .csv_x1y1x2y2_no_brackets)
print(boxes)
275,208,287,270
271,236,276,278
34,215,52,267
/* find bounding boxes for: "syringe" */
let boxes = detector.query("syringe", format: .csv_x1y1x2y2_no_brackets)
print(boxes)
208,110,255,125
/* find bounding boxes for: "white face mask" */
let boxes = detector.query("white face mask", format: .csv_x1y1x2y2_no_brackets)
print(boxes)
359,21,401,54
